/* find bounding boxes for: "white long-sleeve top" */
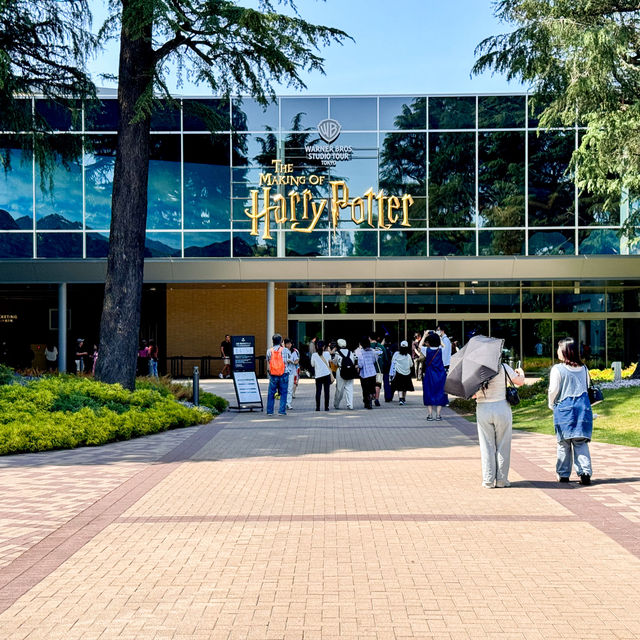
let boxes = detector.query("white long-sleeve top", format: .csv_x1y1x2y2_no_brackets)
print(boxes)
311,351,331,378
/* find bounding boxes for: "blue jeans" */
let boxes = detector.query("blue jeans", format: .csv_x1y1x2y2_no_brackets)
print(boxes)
266,373,289,414
148,359,158,377
557,437,592,478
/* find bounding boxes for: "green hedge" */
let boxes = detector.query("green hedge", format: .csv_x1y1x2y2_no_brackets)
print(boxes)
0,374,214,456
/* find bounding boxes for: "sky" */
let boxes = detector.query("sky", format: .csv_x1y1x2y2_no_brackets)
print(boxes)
89,0,525,96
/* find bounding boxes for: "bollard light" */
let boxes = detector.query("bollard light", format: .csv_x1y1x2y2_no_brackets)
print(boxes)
193,365,200,406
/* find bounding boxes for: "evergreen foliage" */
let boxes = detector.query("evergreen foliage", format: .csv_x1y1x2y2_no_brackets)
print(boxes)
474,1,640,244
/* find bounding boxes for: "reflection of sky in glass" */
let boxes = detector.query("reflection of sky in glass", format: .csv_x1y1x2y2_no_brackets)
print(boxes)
36,159,83,228
281,98,328,131
184,232,231,257
145,232,181,257
147,159,181,229
379,98,426,131
0,148,33,227
184,162,230,229
233,133,278,167
232,98,278,132
84,139,115,230
330,97,377,131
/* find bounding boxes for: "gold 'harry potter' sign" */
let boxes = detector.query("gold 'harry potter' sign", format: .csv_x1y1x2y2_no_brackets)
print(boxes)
246,160,414,240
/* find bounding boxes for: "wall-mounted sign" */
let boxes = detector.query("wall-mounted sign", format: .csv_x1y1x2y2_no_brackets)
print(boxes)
0,314,17,324
246,160,414,240
303,118,353,166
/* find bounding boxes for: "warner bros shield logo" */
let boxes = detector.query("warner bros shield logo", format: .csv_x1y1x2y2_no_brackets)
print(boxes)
317,118,342,144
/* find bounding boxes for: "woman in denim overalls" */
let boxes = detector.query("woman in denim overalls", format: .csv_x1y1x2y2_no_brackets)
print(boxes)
548,337,593,485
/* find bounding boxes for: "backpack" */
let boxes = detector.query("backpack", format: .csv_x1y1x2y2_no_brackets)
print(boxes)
339,350,358,380
269,346,285,376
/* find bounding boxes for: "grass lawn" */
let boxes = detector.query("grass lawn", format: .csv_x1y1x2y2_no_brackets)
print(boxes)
453,387,640,448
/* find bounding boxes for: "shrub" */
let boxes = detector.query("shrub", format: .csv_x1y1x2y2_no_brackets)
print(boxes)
0,363,16,385
199,390,229,414
0,375,213,456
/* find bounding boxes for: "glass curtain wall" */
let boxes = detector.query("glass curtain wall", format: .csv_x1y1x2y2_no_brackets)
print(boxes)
287,280,640,368
0,94,635,259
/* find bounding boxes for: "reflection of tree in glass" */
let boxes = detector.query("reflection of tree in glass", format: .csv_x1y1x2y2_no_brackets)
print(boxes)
528,131,575,226
429,133,475,228
147,136,181,229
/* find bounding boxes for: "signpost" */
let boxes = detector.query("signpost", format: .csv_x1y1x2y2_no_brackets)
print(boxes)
230,335,263,412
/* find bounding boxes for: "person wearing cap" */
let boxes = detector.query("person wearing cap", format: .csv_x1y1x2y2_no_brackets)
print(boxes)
390,340,414,405
332,338,355,410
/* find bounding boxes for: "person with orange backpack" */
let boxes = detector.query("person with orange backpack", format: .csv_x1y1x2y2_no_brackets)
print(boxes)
266,333,291,416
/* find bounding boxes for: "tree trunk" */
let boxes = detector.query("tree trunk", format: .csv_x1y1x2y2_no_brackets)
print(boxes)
95,2,153,390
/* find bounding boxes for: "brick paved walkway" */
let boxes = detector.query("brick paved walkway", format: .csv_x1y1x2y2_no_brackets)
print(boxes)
1,379,639,639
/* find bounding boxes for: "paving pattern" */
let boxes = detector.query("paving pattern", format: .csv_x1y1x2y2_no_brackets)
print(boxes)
0,379,639,639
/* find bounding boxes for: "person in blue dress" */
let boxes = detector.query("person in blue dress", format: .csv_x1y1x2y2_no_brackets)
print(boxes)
418,330,448,421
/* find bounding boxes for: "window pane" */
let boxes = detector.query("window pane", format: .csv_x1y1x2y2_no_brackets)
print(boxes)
438,286,488,313
478,131,525,227
86,232,109,258
286,231,329,256
323,287,373,314
429,96,475,129
606,285,640,312
233,132,278,168
428,133,475,227
406,288,436,314
0,98,31,132
607,318,624,363
288,289,322,314
36,147,83,229
85,135,116,229
490,286,520,312
528,130,575,226
522,287,552,312
491,319,520,361
233,232,276,257
0,138,33,229
182,99,230,132
150,100,181,131
183,134,231,229
379,133,426,196
478,95,525,128
147,135,181,229
578,229,621,255
85,99,119,131
554,288,605,313
528,229,574,255
281,97,328,131
145,232,181,257
37,232,82,258
329,97,377,130
183,232,231,257
379,97,426,131
329,132,378,195
330,230,377,256
522,319,553,370
578,189,619,226
430,230,476,256
232,98,278,132
375,288,405,313
380,230,426,256
0,233,32,258
35,99,81,131
478,230,525,256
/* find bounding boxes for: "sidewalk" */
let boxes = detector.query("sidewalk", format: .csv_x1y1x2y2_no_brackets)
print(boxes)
1,379,639,639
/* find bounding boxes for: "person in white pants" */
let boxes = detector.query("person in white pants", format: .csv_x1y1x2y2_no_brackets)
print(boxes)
284,338,299,410
333,339,355,410
474,363,525,488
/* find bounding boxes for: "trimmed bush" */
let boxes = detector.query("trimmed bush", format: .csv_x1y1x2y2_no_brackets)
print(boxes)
0,375,213,456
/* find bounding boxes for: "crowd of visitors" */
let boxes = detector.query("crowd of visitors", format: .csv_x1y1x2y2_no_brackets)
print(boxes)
264,330,594,489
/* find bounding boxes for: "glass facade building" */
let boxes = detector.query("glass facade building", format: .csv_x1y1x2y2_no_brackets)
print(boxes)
0,93,638,369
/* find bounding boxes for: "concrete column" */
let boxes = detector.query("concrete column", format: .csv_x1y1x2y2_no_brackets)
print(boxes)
266,282,275,347
58,283,67,373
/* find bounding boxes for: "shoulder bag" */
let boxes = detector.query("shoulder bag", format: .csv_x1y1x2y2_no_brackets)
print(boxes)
504,366,520,406
586,368,604,405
